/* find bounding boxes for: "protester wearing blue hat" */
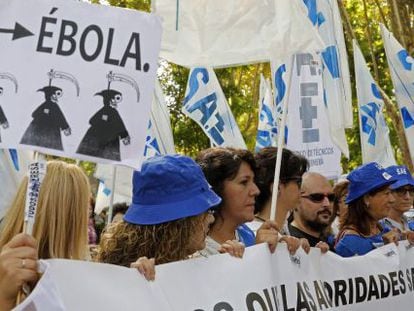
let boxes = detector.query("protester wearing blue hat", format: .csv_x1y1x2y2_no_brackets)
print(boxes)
97,154,247,273
335,162,400,257
379,165,414,233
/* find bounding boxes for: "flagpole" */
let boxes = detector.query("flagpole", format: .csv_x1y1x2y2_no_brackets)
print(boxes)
106,165,117,224
270,55,294,224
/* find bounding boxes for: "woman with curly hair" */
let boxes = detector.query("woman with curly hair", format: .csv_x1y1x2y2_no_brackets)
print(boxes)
97,154,247,279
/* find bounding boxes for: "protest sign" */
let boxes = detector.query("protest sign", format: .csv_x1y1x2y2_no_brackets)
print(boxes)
0,0,161,168
286,52,342,179
16,242,414,310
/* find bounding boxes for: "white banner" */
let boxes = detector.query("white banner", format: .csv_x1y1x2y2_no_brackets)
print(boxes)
16,242,414,310
0,0,161,168
353,40,396,167
152,0,324,67
381,24,414,166
286,52,342,179
182,67,246,148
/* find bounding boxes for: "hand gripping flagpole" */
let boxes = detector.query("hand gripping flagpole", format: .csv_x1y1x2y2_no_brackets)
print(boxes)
16,154,47,306
270,55,295,226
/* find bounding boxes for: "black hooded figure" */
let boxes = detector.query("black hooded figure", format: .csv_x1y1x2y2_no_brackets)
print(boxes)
20,86,71,150
0,87,9,143
77,89,130,161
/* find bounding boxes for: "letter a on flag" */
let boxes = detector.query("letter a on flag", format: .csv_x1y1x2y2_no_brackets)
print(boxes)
353,40,396,167
255,75,277,151
182,67,246,148
381,24,414,165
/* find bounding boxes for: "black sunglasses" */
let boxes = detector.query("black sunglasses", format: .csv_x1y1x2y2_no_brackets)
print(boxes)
301,193,335,203
393,187,414,197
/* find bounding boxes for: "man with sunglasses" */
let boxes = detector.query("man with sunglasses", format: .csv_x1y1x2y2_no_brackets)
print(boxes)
379,165,414,234
288,172,334,250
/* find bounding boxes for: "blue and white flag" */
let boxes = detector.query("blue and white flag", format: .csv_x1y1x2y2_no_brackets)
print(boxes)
255,75,277,151
0,149,33,219
144,80,176,158
353,40,396,167
301,0,352,157
381,24,414,166
182,67,246,148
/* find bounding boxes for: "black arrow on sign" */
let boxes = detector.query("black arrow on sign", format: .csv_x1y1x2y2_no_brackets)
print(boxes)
0,22,34,40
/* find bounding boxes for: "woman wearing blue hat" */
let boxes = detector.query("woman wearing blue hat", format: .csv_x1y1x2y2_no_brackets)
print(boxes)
97,154,246,275
335,162,399,257
195,147,261,256
379,165,414,234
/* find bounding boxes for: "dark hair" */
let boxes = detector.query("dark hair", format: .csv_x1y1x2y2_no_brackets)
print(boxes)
112,202,129,216
195,147,256,215
339,185,388,236
331,180,349,224
254,147,308,213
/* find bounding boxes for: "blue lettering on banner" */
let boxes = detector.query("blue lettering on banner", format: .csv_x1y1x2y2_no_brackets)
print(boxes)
361,102,380,145
274,64,286,107
183,69,225,145
143,121,161,156
102,186,111,196
401,107,414,129
371,83,383,100
183,68,209,105
397,50,413,71
303,0,325,26
321,46,340,79
8,149,19,171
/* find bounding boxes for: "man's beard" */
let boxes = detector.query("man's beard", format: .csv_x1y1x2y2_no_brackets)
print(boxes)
304,216,330,233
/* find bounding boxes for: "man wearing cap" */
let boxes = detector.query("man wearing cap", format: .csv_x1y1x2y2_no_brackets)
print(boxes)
380,165,414,233
288,172,334,250
335,162,400,257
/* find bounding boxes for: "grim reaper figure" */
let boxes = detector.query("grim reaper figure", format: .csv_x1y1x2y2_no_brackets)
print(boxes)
77,71,138,161
20,70,79,151
0,73,18,143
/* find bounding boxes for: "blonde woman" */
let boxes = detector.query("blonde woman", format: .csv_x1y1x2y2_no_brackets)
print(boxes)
0,160,91,260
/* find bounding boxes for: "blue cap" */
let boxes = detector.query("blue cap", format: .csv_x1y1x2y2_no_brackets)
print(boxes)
345,162,395,204
124,154,221,225
385,165,414,190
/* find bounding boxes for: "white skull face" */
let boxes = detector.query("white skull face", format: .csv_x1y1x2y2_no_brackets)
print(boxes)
110,94,122,108
51,89,63,103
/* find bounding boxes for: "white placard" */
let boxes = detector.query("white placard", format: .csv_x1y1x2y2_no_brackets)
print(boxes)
0,0,162,168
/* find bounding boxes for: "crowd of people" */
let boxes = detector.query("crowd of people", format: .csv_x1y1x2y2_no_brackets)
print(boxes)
1,147,414,309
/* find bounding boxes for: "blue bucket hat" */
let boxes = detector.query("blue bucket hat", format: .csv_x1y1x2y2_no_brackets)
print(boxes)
345,162,395,204
385,165,414,190
124,154,221,225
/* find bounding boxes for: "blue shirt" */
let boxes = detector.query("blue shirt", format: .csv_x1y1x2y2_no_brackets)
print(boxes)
335,233,384,257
